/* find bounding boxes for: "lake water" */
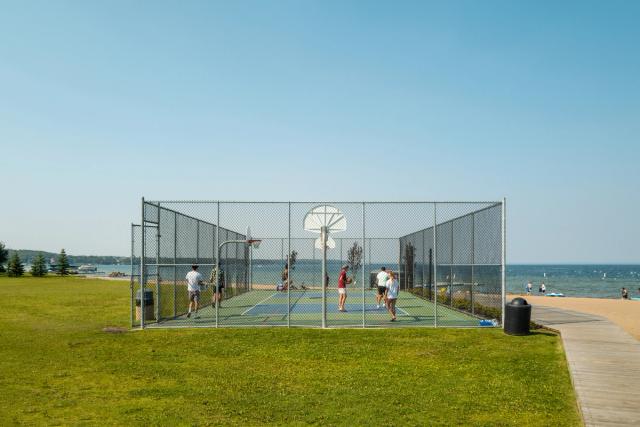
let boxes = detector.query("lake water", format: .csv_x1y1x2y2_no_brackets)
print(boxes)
89,263,640,299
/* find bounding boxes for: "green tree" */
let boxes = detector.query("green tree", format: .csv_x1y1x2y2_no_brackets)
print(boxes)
58,249,70,276
0,242,8,272
403,242,415,290
7,252,25,277
347,242,363,285
31,253,47,277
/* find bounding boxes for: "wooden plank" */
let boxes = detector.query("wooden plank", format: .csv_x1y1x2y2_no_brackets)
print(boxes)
532,305,640,426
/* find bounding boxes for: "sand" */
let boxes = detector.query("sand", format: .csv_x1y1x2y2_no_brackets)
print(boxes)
510,293,640,340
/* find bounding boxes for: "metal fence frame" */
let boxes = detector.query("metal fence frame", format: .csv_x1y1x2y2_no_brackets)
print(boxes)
133,199,506,329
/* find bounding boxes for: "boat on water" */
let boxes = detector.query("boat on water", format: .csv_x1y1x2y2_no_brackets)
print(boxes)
48,264,79,274
78,264,98,273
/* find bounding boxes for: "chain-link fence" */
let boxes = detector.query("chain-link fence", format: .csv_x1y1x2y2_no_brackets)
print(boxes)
132,200,505,329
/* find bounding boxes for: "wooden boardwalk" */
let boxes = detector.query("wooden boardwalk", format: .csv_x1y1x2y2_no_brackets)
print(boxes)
532,306,640,426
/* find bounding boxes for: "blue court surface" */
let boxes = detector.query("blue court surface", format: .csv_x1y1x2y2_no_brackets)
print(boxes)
151,288,483,328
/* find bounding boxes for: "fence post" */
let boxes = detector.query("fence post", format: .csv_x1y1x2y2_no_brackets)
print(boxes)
156,202,161,322
215,202,220,328
362,202,366,328
287,202,291,328
140,198,146,329
422,230,426,298
130,224,135,328
398,239,401,291
450,218,454,308
471,211,475,316
501,198,507,328
433,203,437,328
174,212,177,318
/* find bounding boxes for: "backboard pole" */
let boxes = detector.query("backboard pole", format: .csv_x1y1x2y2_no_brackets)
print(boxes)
321,226,327,329
248,246,252,292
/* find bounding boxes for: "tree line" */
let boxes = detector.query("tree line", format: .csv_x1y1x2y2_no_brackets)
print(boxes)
0,242,72,277
4,249,129,265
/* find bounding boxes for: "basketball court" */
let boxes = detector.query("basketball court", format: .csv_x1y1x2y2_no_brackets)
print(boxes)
146,288,479,328
132,200,505,329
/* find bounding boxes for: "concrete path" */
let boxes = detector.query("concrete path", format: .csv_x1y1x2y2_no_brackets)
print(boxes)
532,305,640,427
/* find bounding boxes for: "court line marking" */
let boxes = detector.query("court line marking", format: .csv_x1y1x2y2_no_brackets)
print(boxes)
241,290,438,318
241,292,279,315
396,306,410,316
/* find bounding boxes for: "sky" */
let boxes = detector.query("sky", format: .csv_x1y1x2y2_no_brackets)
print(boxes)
0,0,638,263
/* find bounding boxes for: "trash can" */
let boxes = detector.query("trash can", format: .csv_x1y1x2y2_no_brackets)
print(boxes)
504,297,531,335
135,289,155,321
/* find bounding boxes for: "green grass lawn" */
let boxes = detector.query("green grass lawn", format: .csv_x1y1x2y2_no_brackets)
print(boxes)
0,276,581,426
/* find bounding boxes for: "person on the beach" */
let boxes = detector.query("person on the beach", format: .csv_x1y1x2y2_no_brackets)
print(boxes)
376,267,389,308
540,282,546,294
526,281,533,295
385,270,399,321
209,266,225,307
186,264,204,318
337,265,351,312
622,288,629,300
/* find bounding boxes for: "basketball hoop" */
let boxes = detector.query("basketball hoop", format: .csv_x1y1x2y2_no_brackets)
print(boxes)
303,205,347,328
245,226,261,249
247,239,261,249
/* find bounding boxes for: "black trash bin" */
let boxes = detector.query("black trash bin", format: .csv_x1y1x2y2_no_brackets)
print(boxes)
504,297,531,335
135,289,154,321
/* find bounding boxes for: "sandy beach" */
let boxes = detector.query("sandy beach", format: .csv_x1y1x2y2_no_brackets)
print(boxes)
510,293,640,340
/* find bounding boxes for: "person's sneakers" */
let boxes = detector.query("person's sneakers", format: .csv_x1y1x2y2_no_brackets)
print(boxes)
187,312,191,318
390,318,396,322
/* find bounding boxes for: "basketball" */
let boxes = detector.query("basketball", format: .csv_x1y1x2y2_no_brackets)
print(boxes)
346,277,353,284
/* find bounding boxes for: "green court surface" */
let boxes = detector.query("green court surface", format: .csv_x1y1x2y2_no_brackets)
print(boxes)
148,288,482,328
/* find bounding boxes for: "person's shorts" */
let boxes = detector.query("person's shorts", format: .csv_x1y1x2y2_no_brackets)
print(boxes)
188,290,200,302
338,288,347,295
377,286,386,295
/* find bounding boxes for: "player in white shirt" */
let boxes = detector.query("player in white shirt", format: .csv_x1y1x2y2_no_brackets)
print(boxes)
385,271,400,321
375,267,389,309
185,265,204,318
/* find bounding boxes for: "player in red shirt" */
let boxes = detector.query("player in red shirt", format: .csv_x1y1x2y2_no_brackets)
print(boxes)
337,265,351,312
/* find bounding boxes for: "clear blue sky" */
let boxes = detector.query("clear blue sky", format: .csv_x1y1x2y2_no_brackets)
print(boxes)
1,0,638,262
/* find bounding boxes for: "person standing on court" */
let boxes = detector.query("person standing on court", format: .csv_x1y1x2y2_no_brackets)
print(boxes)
209,265,226,307
186,264,204,318
376,267,389,309
385,270,399,321
338,264,351,312
281,263,291,291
